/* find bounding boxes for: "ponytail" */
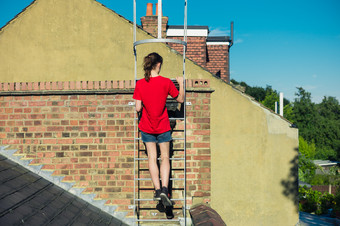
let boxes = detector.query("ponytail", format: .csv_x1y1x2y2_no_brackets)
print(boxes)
143,52,163,82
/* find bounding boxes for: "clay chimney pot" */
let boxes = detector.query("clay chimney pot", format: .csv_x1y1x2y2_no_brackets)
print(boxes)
146,3,153,16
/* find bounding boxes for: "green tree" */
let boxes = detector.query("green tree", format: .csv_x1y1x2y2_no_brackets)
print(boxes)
260,86,279,111
315,97,340,160
299,136,316,159
318,96,340,120
298,153,316,183
283,103,295,123
314,147,337,161
246,86,266,102
292,88,319,143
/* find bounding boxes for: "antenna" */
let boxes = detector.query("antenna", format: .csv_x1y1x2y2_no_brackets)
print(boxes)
230,21,234,46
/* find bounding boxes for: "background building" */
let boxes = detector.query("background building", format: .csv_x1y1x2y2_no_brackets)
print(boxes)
140,3,233,83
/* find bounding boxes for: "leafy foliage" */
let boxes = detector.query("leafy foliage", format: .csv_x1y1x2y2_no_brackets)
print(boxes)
299,136,316,159
298,153,316,183
315,147,337,161
299,186,336,215
292,87,340,161
260,87,279,111
309,174,330,185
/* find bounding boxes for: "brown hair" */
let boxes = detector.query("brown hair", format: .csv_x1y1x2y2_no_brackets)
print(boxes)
143,52,163,82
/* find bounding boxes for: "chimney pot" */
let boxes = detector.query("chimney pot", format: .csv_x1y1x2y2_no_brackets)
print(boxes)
146,3,153,16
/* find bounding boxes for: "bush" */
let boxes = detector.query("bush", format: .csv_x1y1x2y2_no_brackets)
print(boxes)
335,187,340,212
309,174,330,185
320,193,335,214
299,186,335,215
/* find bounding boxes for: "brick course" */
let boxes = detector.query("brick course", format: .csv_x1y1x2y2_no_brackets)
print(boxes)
0,79,212,219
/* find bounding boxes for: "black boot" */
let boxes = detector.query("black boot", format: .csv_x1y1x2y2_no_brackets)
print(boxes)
153,189,161,201
160,186,172,207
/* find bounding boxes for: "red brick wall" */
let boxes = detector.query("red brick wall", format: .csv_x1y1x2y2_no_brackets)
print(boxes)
167,36,207,68
0,79,212,219
206,44,230,83
311,185,340,195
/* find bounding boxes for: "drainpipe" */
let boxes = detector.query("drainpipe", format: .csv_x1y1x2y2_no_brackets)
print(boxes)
279,92,284,116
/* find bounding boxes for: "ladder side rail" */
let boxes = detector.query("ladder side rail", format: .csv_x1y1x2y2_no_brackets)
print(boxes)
158,0,162,39
183,1,188,225
133,0,137,223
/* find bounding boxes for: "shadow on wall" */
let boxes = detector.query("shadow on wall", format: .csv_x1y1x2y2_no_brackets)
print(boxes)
281,147,299,213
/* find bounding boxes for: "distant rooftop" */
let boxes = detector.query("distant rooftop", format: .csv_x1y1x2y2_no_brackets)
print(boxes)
313,160,338,166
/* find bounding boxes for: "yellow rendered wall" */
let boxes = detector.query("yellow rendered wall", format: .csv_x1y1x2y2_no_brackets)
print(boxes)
0,0,299,225
209,81,299,225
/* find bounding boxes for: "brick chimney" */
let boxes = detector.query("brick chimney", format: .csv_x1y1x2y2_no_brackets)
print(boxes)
140,3,168,38
166,26,209,68
206,36,232,83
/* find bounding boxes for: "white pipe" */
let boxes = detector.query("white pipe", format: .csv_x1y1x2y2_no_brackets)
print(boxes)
275,101,278,114
158,0,162,38
279,92,284,116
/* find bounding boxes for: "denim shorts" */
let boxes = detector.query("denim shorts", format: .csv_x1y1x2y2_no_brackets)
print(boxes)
141,131,172,143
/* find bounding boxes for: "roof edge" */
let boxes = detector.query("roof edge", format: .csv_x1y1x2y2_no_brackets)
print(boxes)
0,0,38,33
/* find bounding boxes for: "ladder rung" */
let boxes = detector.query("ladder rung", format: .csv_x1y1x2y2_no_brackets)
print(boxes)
136,219,181,222
135,198,185,201
135,157,185,161
139,149,184,151
138,187,185,190
134,117,184,120
138,168,185,172
135,178,184,181
134,138,184,140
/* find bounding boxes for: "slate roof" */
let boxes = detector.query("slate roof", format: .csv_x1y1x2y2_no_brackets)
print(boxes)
0,154,128,226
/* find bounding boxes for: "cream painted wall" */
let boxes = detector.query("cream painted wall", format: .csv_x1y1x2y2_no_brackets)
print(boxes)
0,0,299,225
209,83,299,225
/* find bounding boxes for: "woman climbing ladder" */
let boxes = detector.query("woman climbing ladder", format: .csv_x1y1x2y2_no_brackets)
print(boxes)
133,52,184,208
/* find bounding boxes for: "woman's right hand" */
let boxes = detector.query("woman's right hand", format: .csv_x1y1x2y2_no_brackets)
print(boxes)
176,77,184,85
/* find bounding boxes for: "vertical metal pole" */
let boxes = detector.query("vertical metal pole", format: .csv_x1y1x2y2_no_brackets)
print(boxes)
183,1,187,225
274,101,278,114
280,92,284,116
133,0,137,223
157,0,162,38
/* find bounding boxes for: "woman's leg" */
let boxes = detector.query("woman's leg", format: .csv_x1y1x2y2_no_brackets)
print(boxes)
145,142,161,190
158,142,170,188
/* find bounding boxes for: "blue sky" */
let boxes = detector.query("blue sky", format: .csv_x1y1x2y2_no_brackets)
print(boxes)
1,0,339,103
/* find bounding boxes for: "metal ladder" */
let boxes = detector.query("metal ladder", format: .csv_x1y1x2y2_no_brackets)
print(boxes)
132,0,188,225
